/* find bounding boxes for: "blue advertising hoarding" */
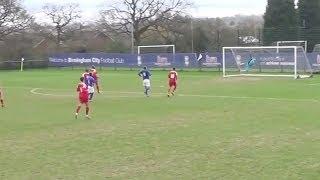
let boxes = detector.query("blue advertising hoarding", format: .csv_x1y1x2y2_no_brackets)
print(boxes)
49,52,320,70
49,53,200,68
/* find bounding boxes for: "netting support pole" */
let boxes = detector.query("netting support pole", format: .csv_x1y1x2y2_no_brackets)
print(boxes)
173,45,176,64
222,47,226,77
294,46,298,79
20,58,24,72
305,41,308,52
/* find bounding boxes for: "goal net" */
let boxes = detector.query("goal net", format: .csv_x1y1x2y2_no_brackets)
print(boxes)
276,41,307,53
137,45,175,67
223,46,313,79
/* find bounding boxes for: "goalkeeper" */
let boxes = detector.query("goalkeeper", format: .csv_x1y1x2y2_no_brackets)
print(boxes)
244,56,256,71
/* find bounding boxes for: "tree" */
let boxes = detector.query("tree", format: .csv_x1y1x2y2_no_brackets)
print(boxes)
153,15,190,49
192,26,209,53
298,0,320,28
237,15,263,46
0,0,33,40
43,3,81,47
99,0,191,46
263,0,298,45
298,0,320,51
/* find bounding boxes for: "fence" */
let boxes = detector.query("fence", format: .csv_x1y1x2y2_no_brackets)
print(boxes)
0,60,48,70
2,51,320,72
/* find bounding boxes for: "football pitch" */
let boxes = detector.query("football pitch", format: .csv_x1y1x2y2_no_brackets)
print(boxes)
1,69,320,179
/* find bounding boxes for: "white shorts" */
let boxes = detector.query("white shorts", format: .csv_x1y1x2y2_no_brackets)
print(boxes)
143,79,151,87
88,86,95,93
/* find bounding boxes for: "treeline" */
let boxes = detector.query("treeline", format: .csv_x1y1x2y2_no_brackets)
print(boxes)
0,0,319,61
264,0,320,52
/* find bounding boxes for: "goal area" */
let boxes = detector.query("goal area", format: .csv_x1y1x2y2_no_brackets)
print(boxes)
222,46,313,79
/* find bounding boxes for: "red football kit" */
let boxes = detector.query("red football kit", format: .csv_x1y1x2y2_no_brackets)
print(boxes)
91,69,98,80
77,82,89,104
168,70,178,87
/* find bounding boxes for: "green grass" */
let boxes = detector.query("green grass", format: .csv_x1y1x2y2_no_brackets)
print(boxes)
1,69,320,179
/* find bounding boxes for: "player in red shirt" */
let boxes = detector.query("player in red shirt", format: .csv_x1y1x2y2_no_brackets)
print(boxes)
75,77,90,119
0,88,4,108
167,67,178,97
90,65,100,93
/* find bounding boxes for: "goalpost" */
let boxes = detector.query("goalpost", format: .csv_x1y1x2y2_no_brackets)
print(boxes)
137,45,176,67
223,46,313,79
137,45,175,55
276,41,307,53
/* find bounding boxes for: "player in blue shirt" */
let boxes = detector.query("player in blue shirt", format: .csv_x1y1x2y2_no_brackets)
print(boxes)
138,66,152,97
85,73,96,100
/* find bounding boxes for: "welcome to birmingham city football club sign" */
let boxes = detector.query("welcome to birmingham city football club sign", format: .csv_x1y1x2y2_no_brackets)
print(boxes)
49,52,320,69
49,53,223,68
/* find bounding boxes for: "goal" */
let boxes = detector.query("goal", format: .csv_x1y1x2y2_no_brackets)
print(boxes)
276,41,307,53
222,46,313,79
137,45,175,67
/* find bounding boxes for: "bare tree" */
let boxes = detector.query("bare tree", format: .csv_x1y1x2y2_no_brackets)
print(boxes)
43,3,81,47
0,0,33,39
154,15,189,44
99,0,191,46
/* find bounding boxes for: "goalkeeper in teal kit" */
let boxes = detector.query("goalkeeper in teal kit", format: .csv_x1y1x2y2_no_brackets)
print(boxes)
244,55,256,72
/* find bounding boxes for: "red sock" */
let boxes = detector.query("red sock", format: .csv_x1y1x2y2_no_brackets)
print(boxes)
86,107,89,115
76,106,81,113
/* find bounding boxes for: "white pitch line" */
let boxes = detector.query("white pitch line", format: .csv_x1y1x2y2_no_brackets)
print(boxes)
178,94,319,103
30,88,165,98
308,83,320,86
29,88,320,103
30,88,73,97
2,86,39,90
23,86,162,95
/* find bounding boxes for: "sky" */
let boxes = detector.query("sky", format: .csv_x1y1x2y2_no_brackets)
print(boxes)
23,0,269,22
